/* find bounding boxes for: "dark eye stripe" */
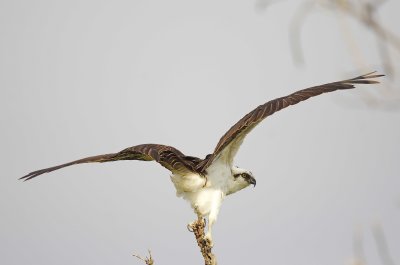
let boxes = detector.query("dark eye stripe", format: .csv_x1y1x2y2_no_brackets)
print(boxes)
233,173,241,179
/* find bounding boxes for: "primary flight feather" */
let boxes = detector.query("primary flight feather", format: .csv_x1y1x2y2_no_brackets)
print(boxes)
21,72,383,245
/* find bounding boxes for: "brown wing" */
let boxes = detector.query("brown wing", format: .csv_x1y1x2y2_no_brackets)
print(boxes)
196,72,384,172
20,144,199,181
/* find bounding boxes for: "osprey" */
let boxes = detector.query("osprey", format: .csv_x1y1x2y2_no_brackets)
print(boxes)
21,72,382,246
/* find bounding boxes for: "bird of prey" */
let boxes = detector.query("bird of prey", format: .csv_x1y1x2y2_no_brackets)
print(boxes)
21,72,383,246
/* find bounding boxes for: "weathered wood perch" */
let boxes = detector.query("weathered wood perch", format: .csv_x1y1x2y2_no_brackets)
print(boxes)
188,217,218,265
134,217,217,265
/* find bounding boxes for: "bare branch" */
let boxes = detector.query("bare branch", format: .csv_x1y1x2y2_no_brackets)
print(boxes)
188,217,218,265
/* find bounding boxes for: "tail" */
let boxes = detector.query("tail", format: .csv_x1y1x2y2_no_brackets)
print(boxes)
20,153,116,181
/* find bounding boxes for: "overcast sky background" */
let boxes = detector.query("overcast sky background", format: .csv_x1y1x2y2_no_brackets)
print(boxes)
1,1,399,265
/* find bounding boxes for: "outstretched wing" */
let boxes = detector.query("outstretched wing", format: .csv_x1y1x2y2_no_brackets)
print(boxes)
196,72,383,172
20,144,200,181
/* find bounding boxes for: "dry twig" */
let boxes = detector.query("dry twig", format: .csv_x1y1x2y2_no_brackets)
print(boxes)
133,250,154,265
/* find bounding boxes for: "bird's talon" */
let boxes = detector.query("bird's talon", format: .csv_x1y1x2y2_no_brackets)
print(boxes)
204,234,214,247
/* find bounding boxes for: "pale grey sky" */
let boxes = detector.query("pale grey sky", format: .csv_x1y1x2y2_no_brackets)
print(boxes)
1,1,399,265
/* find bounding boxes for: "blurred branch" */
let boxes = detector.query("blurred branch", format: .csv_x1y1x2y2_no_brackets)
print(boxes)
285,0,400,67
258,0,400,108
352,226,366,265
332,0,399,76
372,223,397,265
255,0,287,11
335,0,400,53
289,1,316,65
349,223,399,265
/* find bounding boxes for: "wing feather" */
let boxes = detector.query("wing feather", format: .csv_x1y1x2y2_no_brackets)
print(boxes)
196,72,384,172
20,144,198,181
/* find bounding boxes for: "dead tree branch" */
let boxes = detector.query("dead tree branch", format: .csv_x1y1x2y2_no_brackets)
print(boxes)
188,217,218,265
133,218,217,265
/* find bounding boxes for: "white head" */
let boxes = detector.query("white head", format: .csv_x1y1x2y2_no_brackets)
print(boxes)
227,166,256,195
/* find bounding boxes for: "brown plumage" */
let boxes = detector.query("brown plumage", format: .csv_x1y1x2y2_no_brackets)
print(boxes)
20,144,197,181
20,72,383,181
195,71,383,172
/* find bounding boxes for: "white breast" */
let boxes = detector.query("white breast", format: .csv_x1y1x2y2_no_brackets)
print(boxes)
170,160,232,217
170,172,206,196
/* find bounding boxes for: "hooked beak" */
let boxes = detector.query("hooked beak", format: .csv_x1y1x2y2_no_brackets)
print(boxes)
249,176,256,187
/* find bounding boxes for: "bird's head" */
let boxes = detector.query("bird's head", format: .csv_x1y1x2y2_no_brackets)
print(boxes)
229,166,256,194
